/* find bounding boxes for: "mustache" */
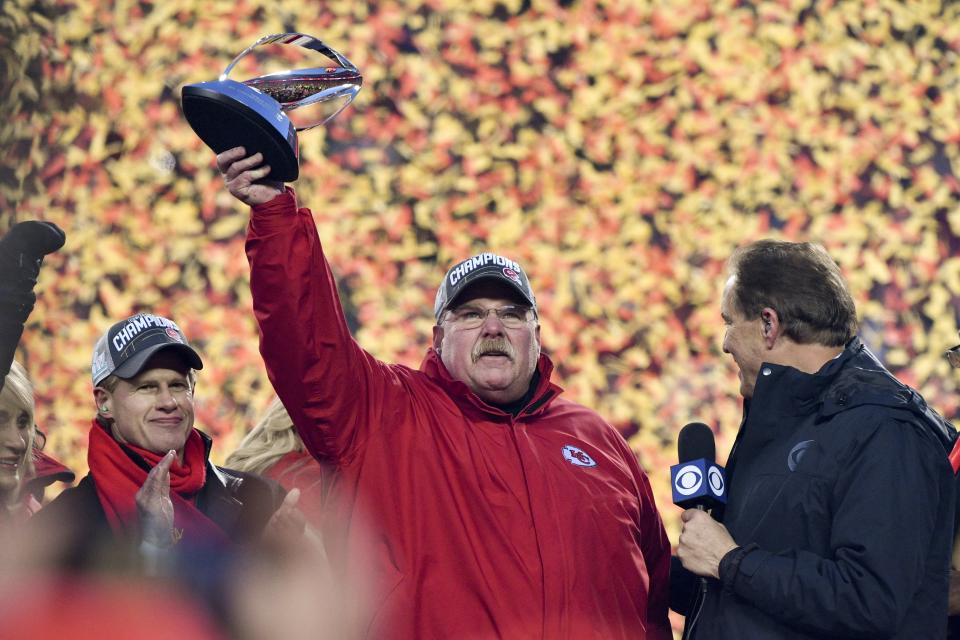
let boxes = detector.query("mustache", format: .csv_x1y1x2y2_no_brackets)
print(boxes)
472,337,515,363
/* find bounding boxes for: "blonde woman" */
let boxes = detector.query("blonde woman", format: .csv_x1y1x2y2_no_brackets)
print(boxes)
0,360,36,521
227,397,327,527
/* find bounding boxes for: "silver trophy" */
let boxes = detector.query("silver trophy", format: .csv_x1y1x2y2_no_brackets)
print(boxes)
182,33,362,182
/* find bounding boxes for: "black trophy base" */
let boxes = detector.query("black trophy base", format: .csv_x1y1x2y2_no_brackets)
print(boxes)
181,79,300,182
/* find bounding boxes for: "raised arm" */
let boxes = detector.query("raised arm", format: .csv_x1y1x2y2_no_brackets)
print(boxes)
219,148,402,464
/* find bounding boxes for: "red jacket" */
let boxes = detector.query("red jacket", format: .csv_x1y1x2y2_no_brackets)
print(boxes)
246,189,672,639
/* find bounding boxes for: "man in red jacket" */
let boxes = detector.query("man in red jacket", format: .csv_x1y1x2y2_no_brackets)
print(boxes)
217,147,672,640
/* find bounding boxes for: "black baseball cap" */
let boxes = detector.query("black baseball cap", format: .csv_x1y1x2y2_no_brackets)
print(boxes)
91,313,203,386
434,252,537,322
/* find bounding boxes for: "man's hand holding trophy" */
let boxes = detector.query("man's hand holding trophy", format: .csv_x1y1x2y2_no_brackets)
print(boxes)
181,33,362,188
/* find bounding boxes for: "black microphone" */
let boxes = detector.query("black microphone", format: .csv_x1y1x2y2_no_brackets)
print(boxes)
672,422,728,619
671,422,727,512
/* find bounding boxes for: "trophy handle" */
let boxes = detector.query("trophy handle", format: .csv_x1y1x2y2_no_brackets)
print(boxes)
220,33,362,131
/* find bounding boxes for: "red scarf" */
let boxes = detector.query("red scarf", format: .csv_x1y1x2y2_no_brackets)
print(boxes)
87,419,230,546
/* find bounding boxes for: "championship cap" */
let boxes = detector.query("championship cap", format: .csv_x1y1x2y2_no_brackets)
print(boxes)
434,252,537,322
91,313,203,386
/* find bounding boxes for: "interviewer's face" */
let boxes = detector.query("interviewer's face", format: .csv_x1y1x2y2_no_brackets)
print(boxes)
721,277,765,398
95,351,195,458
433,282,540,404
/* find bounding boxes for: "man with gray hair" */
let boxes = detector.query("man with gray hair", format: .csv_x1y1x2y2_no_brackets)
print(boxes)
675,240,957,639
217,147,672,640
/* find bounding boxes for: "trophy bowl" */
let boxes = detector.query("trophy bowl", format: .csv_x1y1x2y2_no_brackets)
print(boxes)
182,34,362,182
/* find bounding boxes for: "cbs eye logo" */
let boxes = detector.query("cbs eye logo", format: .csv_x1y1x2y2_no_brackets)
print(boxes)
674,464,704,496
707,465,724,497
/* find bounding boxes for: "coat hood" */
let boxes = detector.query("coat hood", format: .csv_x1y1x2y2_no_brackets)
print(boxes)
755,337,958,454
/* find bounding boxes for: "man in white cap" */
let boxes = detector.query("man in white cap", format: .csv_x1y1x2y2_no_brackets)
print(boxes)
215,148,672,640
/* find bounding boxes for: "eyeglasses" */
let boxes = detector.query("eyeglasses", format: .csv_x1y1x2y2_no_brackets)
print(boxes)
946,345,960,369
444,305,535,330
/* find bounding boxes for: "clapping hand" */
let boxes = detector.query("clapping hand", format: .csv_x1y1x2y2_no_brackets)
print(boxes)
136,450,176,548
263,488,306,545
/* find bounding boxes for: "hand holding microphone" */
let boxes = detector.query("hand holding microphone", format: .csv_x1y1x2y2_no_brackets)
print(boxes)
672,423,738,579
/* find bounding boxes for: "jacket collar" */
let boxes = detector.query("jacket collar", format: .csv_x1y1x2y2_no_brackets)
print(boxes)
419,348,563,420
745,336,956,451
747,337,861,419
190,429,245,535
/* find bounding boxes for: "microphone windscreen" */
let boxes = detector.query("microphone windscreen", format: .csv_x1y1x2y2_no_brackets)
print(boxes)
678,422,715,464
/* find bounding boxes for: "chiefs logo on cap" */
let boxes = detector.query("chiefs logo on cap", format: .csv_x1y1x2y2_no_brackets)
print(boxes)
502,267,522,285
165,328,184,343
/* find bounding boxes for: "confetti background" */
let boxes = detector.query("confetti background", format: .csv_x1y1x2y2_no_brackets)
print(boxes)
4,0,960,623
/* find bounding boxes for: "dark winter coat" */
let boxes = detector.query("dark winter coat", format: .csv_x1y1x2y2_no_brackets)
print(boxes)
675,337,956,640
